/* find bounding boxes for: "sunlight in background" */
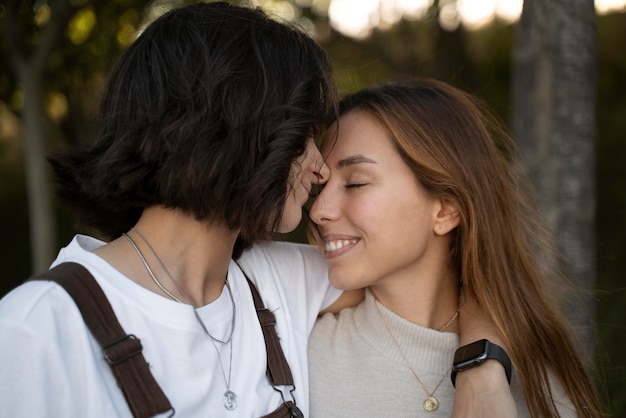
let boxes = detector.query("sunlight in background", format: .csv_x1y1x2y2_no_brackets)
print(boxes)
142,0,626,43
323,0,626,38
597,0,626,13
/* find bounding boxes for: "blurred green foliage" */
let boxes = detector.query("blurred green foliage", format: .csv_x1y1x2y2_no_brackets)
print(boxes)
0,1,624,415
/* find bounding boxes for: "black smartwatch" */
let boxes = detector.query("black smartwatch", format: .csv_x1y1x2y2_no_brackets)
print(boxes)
451,339,512,387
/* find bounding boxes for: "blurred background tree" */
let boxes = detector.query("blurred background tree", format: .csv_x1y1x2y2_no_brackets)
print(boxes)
0,0,624,415
513,0,598,366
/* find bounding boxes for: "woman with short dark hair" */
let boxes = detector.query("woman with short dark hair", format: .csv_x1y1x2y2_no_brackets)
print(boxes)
0,3,339,416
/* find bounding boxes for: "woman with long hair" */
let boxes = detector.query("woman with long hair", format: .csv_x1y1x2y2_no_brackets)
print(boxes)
309,77,602,417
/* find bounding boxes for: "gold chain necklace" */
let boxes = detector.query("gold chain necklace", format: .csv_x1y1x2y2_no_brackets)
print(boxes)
374,299,458,412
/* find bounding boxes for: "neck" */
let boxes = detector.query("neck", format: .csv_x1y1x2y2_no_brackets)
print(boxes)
369,266,459,333
96,205,239,306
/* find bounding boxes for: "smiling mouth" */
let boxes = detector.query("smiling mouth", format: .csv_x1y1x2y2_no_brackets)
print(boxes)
324,239,358,252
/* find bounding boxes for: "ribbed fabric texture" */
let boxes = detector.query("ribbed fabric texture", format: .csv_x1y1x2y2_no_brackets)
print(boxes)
309,290,575,417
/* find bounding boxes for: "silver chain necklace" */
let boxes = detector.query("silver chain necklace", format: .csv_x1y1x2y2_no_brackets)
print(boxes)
123,230,238,411
128,227,235,344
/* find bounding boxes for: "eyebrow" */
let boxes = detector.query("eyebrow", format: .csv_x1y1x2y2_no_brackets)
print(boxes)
336,155,377,168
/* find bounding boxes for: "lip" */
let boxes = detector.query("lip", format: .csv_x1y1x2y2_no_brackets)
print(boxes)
321,235,359,259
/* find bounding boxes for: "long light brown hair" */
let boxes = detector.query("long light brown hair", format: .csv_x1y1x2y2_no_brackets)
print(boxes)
336,77,601,418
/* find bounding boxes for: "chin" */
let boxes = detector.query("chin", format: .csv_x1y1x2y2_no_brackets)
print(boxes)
276,212,302,234
328,269,363,291
328,262,377,291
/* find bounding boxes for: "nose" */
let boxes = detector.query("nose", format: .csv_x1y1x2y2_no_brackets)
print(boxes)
313,159,330,185
307,141,330,185
309,183,338,226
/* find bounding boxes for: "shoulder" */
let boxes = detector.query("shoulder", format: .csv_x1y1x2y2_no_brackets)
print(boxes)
308,307,368,392
240,241,324,267
237,240,328,290
237,240,341,324
309,307,358,349
0,235,113,336
0,279,91,366
0,280,78,323
309,313,338,351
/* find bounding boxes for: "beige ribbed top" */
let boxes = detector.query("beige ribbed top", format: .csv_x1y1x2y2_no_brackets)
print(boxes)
308,290,575,418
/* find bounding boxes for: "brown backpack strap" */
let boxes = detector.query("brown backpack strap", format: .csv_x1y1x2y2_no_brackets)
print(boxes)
245,277,294,386
30,262,174,418
243,273,304,418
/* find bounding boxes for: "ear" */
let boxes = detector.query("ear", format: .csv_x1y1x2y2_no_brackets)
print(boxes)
433,198,460,236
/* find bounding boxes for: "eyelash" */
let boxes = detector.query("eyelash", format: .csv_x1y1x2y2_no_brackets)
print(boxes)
308,182,367,197
346,183,367,189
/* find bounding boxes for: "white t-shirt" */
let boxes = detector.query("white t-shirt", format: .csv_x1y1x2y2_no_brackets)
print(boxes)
0,235,341,417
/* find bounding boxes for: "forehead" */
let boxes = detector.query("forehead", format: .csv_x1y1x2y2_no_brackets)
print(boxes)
322,110,395,163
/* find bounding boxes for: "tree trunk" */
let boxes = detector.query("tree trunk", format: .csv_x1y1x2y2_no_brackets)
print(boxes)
512,0,597,361
4,1,80,274
20,67,56,273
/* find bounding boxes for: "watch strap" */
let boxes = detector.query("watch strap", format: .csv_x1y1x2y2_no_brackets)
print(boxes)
451,339,512,387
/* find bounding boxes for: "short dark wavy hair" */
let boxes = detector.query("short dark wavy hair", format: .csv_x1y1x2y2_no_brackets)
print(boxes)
49,1,336,252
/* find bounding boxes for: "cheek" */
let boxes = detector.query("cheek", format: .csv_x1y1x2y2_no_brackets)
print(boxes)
347,192,387,224
276,197,303,233
365,191,431,256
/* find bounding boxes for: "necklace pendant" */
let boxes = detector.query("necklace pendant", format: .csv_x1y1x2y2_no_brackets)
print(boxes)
423,396,439,412
223,390,238,411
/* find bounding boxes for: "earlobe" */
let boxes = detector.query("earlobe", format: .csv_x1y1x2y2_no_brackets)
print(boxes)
434,199,460,236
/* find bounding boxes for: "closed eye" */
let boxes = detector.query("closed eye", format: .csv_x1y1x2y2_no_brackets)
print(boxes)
346,183,367,189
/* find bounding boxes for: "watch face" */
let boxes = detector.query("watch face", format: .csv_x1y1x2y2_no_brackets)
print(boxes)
453,339,488,364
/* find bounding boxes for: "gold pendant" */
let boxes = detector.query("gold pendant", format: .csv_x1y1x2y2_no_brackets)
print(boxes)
423,396,439,412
